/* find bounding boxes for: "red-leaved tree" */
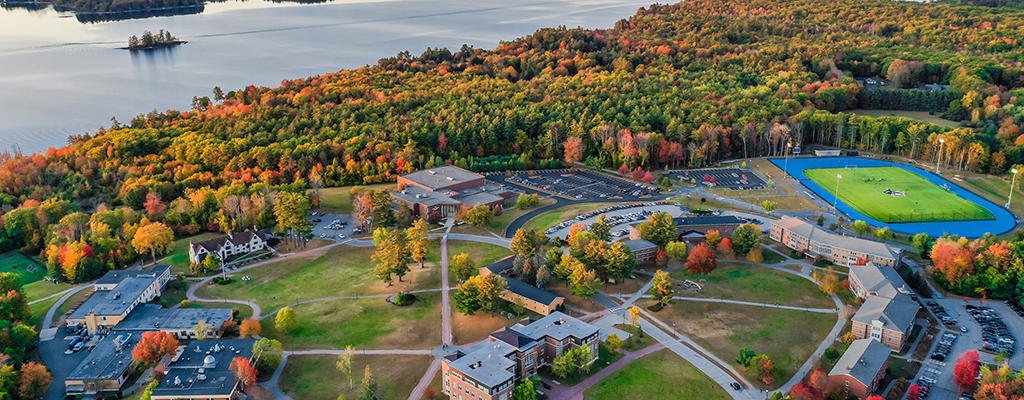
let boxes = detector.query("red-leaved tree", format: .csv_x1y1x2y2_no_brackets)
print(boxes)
866,396,885,400
808,369,830,392
618,164,630,175
954,350,981,391
906,383,922,400
931,239,976,284
564,136,585,164
132,331,179,367
144,192,166,216
789,382,823,400
231,357,258,386
686,243,718,277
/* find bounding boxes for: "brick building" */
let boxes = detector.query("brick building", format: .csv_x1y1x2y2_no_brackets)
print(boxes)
479,256,564,315
770,217,902,267
442,312,599,400
392,166,513,217
847,263,919,351
828,339,891,399
622,238,658,264
629,215,743,243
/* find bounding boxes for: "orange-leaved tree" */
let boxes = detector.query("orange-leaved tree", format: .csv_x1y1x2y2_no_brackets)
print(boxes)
686,243,717,278
240,318,262,338
231,357,258,386
132,331,179,367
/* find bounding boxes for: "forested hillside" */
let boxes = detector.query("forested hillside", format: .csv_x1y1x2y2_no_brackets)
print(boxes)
3,0,1024,280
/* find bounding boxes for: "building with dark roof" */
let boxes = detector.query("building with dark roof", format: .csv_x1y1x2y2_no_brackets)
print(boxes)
847,263,920,351
149,339,256,400
393,166,512,217
68,265,172,334
442,312,599,400
828,338,891,399
622,238,658,264
115,304,234,339
188,229,270,265
629,215,744,243
770,216,902,267
64,332,140,398
479,256,564,315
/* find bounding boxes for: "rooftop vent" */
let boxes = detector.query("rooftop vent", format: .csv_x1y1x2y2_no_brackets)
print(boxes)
428,171,436,175
447,177,454,181
174,376,181,386
197,374,207,381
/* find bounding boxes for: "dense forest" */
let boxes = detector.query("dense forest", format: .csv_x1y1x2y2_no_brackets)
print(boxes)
5,0,1024,280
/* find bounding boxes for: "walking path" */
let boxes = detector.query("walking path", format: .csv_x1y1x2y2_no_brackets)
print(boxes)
543,343,667,400
40,283,94,339
258,289,443,320
28,286,77,305
261,354,294,400
638,296,839,313
408,232,453,400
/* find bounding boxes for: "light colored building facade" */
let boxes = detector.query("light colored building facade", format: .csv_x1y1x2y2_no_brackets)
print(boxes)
848,263,919,351
442,312,599,400
188,229,270,264
480,256,564,316
828,339,891,399
393,166,513,217
67,265,172,334
770,217,902,267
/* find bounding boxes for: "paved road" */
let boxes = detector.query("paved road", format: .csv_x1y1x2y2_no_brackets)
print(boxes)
543,343,667,400
433,232,511,248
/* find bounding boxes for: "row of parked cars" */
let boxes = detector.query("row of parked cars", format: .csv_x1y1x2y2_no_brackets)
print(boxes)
930,331,959,361
926,300,958,326
966,305,1016,356
544,202,671,236
1004,299,1024,317
914,375,936,399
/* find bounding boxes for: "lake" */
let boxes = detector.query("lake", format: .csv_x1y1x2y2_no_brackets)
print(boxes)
0,0,653,155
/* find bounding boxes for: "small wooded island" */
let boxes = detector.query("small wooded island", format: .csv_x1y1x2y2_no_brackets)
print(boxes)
124,29,186,50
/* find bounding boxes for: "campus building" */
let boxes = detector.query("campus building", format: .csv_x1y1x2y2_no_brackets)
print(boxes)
629,215,743,243
64,333,140,398
622,238,658,264
149,339,256,400
114,304,234,339
442,312,600,400
392,166,513,217
67,265,173,334
479,256,564,315
848,263,919,351
188,229,271,265
828,339,891,399
769,217,902,267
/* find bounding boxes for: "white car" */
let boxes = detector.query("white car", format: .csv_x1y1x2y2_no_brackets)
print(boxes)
338,234,347,239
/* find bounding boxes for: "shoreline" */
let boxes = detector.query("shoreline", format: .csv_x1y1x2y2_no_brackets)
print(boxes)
120,40,188,51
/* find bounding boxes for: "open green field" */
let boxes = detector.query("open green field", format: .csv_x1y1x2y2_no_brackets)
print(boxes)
0,252,45,284
669,262,834,309
279,354,433,400
584,349,730,400
805,167,993,223
490,197,556,233
847,109,959,129
23,280,72,302
960,173,1024,223
159,232,222,275
29,296,59,331
651,300,836,389
261,292,441,350
314,183,395,215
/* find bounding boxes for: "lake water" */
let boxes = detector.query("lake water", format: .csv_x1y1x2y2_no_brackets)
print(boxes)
0,0,652,155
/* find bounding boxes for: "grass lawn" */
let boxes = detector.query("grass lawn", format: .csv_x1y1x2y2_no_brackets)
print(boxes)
584,349,730,400
761,250,787,264
29,296,59,331
848,109,959,129
159,232,223,276
451,307,521,345
22,280,72,302
651,300,836,389
961,174,1024,223
806,167,992,223
53,288,96,328
0,251,46,285
279,354,432,400
261,292,441,350
491,197,557,233
748,159,787,181
736,195,820,211
194,244,440,313
275,239,333,254
670,262,834,309
314,183,396,215
669,194,756,214
442,240,512,284
552,344,624,386
616,324,657,352
521,203,619,232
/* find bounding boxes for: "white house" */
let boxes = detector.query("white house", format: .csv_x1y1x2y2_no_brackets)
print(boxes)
188,229,270,264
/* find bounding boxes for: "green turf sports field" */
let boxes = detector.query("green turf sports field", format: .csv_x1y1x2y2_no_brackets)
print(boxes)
0,252,46,284
805,167,993,223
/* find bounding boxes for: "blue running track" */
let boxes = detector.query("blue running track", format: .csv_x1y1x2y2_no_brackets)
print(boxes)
770,157,1018,237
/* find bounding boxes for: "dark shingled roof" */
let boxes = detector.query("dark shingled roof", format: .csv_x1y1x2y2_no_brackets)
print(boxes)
190,229,269,254
482,256,515,275
672,215,744,226
505,276,561,306
490,330,534,348
94,264,170,286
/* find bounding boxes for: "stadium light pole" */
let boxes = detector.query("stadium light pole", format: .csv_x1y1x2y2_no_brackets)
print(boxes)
784,143,792,178
834,173,842,214
1009,168,1019,208
936,138,945,174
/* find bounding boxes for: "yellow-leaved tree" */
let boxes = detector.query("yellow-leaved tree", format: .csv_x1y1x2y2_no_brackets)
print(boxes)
131,222,174,265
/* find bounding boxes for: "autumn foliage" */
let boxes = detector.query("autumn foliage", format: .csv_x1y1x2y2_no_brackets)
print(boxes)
686,243,717,277
930,238,975,284
231,357,258,386
240,318,262,338
132,331,179,367
954,350,981,391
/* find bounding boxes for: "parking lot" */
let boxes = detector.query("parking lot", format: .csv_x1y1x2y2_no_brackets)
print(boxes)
309,212,358,241
487,169,667,201
913,298,1024,400
665,167,767,190
543,202,684,240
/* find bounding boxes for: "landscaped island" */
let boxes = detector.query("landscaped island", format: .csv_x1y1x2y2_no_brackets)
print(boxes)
125,29,186,50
